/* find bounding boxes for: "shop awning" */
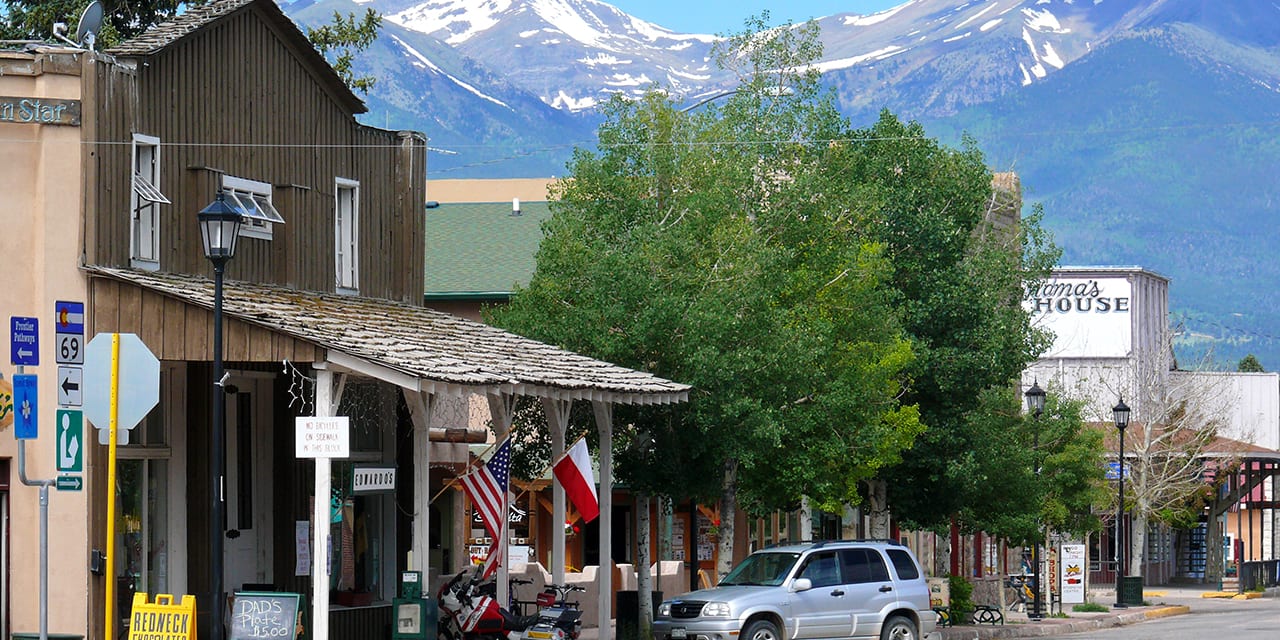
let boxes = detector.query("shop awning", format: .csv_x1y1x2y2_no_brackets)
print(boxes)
84,265,690,405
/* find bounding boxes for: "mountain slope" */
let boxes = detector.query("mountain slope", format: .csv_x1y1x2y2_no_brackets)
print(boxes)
923,22,1280,366
281,0,1280,367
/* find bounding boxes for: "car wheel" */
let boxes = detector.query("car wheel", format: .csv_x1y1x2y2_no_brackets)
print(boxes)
742,619,782,640
880,615,917,640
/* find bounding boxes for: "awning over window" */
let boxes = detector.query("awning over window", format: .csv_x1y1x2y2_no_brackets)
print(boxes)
133,171,171,204
222,190,285,225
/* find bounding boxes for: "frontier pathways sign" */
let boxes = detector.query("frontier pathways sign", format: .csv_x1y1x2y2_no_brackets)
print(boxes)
1024,277,1133,359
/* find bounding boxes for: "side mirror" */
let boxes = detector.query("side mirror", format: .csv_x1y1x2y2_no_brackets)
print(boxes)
791,578,812,592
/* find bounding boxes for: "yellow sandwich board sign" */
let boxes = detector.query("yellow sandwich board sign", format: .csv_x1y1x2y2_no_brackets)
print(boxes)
129,593,197,640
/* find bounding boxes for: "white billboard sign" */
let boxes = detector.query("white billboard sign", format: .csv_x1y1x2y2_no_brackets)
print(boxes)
1026,277,1132,358
1061,543,1087,604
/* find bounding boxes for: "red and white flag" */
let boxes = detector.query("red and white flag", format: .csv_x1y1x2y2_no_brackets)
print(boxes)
553,438,599,523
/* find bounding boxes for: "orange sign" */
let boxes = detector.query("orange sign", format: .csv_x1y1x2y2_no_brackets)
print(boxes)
0,375,13,431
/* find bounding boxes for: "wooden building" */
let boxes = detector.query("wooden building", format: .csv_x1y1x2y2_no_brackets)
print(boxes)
1,2,687,640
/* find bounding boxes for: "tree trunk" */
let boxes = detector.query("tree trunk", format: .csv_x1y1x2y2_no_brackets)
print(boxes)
659,496,673,560
799,497,813,541
637,494,654,639
717,459,739,580
1130,509,1148,577
865,479,891,539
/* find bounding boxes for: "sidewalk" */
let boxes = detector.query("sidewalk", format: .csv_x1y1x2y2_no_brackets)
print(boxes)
935,584,1280,640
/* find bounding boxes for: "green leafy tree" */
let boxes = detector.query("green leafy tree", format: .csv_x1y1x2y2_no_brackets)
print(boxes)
850,117,1061,539
951,388,1107,547
487,14,924,587
1237,354,1264,372
306,8,381,95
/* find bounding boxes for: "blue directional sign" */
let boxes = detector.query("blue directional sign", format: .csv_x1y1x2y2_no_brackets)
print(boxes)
13,374,37,439
10,316,39,366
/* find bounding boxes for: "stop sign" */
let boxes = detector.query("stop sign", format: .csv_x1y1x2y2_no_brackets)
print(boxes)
83,333,159,444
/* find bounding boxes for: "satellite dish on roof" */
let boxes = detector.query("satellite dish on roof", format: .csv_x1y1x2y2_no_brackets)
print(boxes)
74,1,104,50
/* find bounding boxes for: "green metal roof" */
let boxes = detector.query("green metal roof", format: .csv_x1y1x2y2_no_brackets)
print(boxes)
424,201,552,299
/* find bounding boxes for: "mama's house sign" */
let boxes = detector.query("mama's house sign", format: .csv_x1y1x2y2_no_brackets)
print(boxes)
0,96,81,125
1024,276,1133,359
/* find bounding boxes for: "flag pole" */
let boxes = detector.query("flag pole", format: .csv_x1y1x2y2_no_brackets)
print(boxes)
428,436,503,504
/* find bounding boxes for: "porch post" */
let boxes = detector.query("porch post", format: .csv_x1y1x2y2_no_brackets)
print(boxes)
593,401,614,635
540,398,571,586
312,368,345,640
488,393,517,607
403,389,435,577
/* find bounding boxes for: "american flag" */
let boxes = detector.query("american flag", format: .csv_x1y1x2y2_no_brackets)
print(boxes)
461,438,511,539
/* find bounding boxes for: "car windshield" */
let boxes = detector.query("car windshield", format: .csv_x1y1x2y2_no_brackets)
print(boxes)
718,552,800,586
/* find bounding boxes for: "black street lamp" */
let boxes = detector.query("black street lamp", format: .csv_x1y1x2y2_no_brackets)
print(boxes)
1112,396,1131,609
199,193,243,640
1024,381,1046,620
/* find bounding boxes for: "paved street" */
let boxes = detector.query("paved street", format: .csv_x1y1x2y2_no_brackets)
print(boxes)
582,586,1280,640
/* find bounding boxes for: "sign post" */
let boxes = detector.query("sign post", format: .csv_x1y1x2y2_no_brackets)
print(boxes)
84,332,160,640
296,368,349,640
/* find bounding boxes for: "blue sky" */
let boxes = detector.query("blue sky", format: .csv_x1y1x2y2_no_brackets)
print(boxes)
608,0,905,35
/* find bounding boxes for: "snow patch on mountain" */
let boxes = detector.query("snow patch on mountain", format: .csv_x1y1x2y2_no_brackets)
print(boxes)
550,89,597,110
579,53,630,66
389,34,513,110
604,72,653,87
955,2,1000,30
812,45,907,72
843,1,914,27
1023,7,1070,33
387,0,512,44
981,19,1003,31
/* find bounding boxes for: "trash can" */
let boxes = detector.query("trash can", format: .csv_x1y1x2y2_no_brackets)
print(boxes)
13,634,83,640
1118,576,1144,606
617,590,663,640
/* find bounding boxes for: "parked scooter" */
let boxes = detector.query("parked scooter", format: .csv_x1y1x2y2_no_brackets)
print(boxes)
437,566,539,640
520,584,585,640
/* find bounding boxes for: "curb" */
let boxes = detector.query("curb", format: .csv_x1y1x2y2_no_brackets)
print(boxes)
937,605,1189,640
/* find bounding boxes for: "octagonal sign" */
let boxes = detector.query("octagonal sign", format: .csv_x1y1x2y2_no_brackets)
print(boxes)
83,333,159,438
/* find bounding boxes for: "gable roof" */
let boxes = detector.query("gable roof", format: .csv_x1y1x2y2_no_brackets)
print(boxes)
86,265,689,405
424,201,553,300
106,0,364,114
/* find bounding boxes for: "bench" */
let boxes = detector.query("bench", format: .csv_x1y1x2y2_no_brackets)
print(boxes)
970,604,1004,625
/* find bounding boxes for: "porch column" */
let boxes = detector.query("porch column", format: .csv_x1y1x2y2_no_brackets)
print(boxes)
541,398,571,586
312,368,346,640
488,393,517,608
593,401,614,634
403,389,435,578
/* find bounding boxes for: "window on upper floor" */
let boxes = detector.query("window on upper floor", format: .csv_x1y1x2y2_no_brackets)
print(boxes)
130,134,170,269
335,178,359,293
221,175,285,240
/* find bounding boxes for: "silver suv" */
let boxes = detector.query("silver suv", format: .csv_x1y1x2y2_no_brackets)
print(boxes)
652,540,936,640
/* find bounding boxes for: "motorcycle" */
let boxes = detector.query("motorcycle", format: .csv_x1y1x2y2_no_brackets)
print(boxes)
437,566,539,640
520,584,585,640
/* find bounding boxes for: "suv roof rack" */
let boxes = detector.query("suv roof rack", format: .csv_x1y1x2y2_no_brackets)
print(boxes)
809,538,904,549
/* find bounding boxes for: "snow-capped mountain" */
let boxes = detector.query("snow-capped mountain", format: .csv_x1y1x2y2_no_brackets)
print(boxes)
384,0,719,110
283,0,1280,368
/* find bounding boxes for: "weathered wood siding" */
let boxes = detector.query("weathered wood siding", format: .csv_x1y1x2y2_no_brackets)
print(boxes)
89,4,426,303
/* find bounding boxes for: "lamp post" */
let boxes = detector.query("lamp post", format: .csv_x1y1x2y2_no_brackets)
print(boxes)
1024,381,1046,620
1112,397,1130,609
199,193,243,640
